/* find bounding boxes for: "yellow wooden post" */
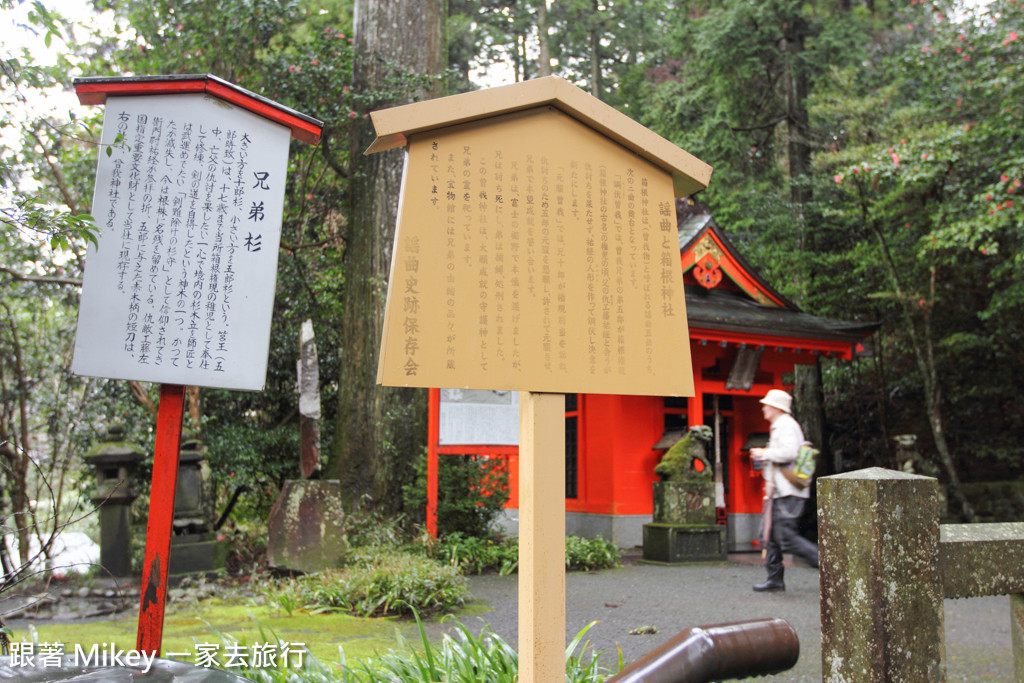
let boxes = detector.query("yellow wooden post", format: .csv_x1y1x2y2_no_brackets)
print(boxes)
518,390,566,683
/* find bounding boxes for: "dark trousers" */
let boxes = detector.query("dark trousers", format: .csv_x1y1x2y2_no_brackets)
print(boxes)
765,496,819,582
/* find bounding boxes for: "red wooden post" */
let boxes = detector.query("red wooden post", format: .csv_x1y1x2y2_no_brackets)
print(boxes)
136,383,186,656
426,388,440,538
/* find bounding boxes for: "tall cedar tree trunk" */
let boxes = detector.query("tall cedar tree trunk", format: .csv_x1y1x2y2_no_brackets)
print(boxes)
793,361,826,540
783,14,826,472
1,309,32,567
537,1,552,77
589,0,602,101
793,362,827,470
784,15,811,208
329,0,443,511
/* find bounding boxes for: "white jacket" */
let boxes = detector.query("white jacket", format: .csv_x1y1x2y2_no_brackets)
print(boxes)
761,413,809,499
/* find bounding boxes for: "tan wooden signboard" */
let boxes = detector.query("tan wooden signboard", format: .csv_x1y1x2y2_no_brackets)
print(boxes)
369,77,711,683
371,77,712,397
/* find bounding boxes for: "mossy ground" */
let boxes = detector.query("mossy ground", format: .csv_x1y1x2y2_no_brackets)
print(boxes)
18,597,491,667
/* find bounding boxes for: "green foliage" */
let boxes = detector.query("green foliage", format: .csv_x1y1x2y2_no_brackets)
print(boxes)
0,194,96,251
403,450,510,538
546,0,668,106
344,498,416,551
428,532,520,576
210,612,614,683
194,617,335,683
221,521,270,576
264,548,467,618
564,535,621,573
427,533,620,575
340,614,611,683
341,612,518,683
804,0,1024,480
203,420,301,520
1,16,102,252
252,505,441,617
615,0,1024,481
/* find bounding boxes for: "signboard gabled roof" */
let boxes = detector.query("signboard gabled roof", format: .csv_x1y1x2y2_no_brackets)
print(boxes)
73,74,324,144
366,76,713,197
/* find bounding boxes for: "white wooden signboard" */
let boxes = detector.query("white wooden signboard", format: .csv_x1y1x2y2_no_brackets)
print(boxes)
71,94,291,391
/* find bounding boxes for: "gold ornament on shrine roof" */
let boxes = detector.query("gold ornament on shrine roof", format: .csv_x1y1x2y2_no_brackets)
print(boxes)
692,233,725,264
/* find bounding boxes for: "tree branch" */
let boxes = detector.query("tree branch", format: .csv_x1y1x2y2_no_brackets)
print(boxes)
730,113,789,133
319,127,350,179
128,381,159,422
25,126,78,214
280,236,339,252
0,265,81,287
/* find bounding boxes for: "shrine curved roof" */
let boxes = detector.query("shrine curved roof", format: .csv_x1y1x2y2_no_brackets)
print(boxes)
678,205,796,309
685,286,879,347
677,201,879,356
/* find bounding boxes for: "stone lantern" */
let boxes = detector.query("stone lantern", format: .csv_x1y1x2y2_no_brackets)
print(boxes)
83,425,144,577
169,437,226,576
173,437,215,533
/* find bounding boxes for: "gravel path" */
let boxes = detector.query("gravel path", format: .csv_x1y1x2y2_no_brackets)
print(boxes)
450,554,1015,681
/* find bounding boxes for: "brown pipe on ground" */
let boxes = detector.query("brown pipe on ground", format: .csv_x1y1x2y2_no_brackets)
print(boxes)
606,618,799,683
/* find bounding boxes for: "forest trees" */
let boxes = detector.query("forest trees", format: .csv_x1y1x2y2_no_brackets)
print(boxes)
808,0,1024,516
2,0,364,537
91,0,379,511
621,0,1023,515
1,0,127,575
1,0,1021,541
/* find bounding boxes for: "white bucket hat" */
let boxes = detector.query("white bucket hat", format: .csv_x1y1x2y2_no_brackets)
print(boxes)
760,389,793,414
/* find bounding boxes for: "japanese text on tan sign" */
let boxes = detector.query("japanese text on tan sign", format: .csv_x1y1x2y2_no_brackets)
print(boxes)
378,107,693,397
71,94,290,391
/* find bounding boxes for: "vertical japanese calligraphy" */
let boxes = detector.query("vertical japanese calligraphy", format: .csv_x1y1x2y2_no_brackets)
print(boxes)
378,107,692,397
72,94,291,391
402,235,422,377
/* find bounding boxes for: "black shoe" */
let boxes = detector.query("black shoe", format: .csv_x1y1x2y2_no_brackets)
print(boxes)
753,580,785,592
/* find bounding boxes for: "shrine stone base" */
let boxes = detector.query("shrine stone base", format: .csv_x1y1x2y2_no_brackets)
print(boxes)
642,479,726,563
168,532,228,577
641,523,727,563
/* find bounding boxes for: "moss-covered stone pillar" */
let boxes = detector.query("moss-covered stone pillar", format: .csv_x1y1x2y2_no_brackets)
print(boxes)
1013,593,1024,681
818,468,944,682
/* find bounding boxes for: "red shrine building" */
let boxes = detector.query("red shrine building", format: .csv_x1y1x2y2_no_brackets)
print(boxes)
427,201,877,551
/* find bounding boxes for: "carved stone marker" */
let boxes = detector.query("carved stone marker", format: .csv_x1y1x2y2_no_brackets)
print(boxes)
267,320,346,573
298,319,321,479
266,480,347,574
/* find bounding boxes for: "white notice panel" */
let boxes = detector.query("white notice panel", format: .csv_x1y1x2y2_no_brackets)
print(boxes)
72,94,291,390
438,389,519,446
